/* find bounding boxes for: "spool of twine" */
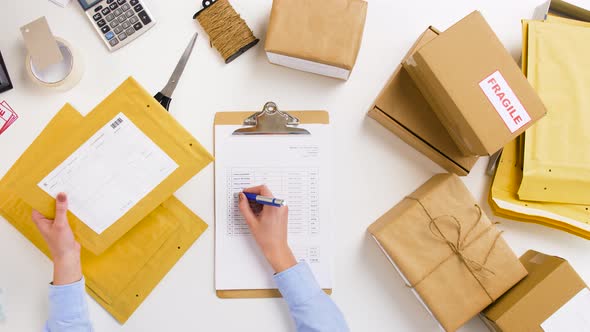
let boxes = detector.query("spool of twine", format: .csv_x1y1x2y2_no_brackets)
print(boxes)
193,0,259,64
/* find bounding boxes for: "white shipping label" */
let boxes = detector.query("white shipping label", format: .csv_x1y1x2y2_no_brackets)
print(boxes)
541,288,590,332
38,113,178,234
479,70,531,133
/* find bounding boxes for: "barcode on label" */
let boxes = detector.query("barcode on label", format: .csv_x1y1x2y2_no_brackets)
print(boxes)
110,117,123,129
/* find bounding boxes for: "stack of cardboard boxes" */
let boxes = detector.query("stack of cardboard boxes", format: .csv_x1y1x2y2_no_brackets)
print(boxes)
367,5,590,332
368,11,547,175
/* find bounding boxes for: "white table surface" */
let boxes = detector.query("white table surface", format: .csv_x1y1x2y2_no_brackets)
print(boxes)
1,0,589,331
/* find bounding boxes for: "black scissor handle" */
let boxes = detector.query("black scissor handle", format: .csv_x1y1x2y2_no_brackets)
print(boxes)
202,0,216,8
154,92,171,111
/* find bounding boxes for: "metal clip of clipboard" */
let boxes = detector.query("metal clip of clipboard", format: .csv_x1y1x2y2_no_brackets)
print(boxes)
232,102,310,135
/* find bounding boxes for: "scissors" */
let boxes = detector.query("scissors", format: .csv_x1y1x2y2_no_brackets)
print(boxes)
154,32,198,111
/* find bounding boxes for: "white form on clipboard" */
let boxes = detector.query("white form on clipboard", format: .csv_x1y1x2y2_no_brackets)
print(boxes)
214,102,333,293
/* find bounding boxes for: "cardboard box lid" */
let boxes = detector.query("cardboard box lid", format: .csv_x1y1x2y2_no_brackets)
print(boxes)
265,0,368,70
410,11,547,155
371,27,478,174
483,250,587,330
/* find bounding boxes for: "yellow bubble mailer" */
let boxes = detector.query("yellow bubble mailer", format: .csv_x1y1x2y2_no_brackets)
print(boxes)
489,20,590,239
490,135,590,239
518,20,590,205
5,77,213,255
0,84,210,323
546,14,590,27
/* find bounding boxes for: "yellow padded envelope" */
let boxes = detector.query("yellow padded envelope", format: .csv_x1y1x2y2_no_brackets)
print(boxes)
6,77,213,255
0,104,209,323
546,14,590,27
518,21,590,205
489,21,590,239
489,136,590,239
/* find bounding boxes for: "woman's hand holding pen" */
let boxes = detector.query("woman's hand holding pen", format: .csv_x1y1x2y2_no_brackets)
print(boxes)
238,185,297,273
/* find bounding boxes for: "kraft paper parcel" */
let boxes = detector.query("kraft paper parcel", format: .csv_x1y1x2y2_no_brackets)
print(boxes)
265,0,367,73
6,77,213,255
368,174,526,332
518,21,590,205
0,104,209,323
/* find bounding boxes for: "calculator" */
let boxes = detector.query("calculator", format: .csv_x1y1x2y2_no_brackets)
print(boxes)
77,0,156,52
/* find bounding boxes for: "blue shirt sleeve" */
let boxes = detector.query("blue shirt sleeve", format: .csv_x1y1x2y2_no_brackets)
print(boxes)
274,262,349,332
43,278,93,332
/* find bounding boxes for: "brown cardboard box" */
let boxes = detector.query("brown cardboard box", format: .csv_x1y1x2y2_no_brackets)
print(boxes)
482,250,588,332
368,27,479,176
368,174,527,332
403,11,547,156
265,0,367,80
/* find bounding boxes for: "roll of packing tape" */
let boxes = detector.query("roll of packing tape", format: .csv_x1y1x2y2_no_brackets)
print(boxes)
25,37,83,91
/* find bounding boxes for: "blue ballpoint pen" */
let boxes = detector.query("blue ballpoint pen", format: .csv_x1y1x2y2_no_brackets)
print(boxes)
243,192,287,207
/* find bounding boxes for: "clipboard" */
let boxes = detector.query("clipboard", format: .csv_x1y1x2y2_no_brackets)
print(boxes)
0,103,209,323
214,102,332,299
6,77,213,255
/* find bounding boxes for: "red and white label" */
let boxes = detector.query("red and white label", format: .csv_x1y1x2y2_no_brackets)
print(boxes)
0,101,18,135
479,70,531,133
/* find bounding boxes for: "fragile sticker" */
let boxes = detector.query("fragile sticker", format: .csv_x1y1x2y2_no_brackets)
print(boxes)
0,101,18,135
479,70,531,133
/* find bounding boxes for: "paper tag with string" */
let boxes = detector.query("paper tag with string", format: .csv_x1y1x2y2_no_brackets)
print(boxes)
20,17,63,71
